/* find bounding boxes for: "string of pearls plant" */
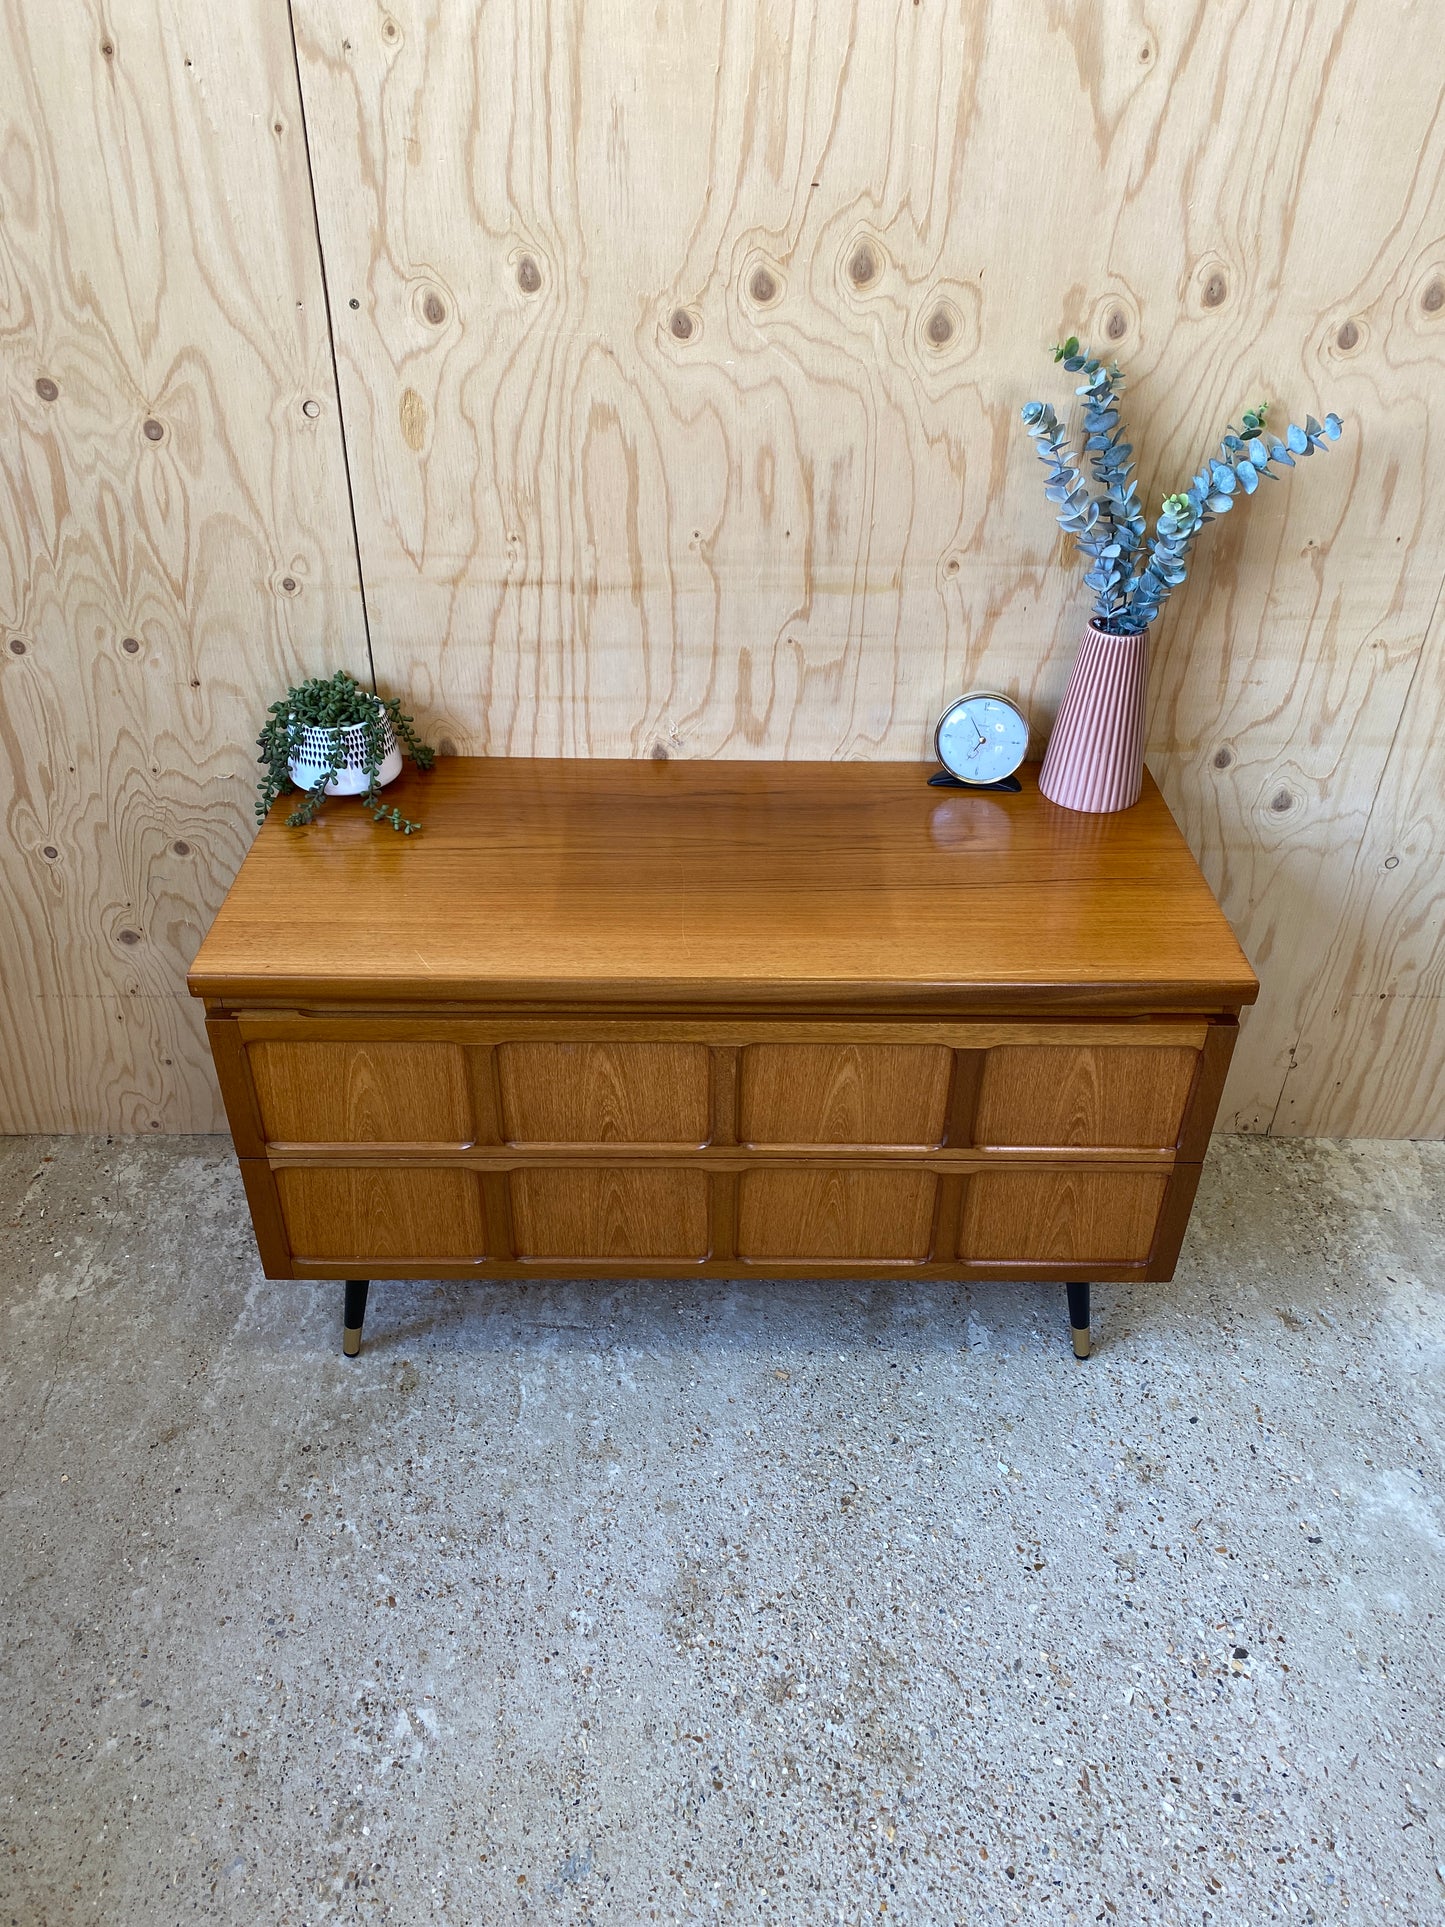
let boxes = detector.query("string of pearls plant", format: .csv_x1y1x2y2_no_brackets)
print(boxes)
256,670,436,833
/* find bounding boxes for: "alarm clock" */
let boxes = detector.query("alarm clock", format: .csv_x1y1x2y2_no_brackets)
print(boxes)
932,690,1030,789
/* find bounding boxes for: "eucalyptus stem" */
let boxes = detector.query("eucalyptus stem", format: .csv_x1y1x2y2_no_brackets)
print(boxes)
1022,337,1342,634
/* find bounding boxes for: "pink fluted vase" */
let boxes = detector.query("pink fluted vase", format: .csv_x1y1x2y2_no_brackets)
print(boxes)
1038,622,1150,813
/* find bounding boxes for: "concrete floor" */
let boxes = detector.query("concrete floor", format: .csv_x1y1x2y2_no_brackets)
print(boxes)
0,1138,1442,1926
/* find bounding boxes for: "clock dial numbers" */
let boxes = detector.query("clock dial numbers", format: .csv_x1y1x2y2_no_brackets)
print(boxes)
934,692,1029,785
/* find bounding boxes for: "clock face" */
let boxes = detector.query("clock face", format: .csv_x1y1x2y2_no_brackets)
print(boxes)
935,691,1029,785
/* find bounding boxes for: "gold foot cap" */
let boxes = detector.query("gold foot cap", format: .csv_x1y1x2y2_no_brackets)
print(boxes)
1072,1326,1092,1361
342,1326,363,1358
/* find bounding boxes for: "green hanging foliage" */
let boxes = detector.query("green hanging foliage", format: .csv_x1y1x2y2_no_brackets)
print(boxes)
255,670,436,833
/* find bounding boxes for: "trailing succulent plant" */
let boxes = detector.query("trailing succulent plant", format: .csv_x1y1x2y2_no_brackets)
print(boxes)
256,670,435,833
1022,337,1343,634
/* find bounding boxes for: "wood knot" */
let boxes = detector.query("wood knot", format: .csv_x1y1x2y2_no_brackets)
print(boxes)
516,255,542,293
1106,308,1128,340
121,636,140,654
101,40,114,57
651,741,669,761
437,738,456,758
669,308,693,340
926,306,954,345
1201,272,1227,309
848,243,878,287
42,845,58,860
280,576,298,594
1269,787,1294,813
1213,747,1233,769
8,637,26,654
749,266,777,304
1384,855,1400,871
348,297,360,310
142,417,164,441
422,290,446,325
172,840,191,856
1423,278,1444,313
117,928,141,946
944,557,960,576
1336,318,1359,351
35,377,58,401
381,15,399,39
302,398,320,418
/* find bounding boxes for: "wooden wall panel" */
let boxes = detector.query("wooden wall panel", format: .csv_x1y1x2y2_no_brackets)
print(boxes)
0,0,365,1130
1267,595,1445,1137
4,1,1444,1138
288,0,1445,1140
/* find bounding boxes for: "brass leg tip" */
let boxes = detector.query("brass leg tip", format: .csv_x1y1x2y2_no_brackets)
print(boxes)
1072,1326,1092,1361
342,1326,362,1358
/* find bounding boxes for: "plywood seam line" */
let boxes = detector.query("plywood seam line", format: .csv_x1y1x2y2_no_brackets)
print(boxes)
1355,563,1445,837
284,0,376,692
1264,1039,1300,1137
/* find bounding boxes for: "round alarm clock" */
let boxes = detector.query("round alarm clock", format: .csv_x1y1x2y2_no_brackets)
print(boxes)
934,690,1030,787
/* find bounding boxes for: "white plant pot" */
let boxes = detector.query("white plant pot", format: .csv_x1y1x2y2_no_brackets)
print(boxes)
288,710,403,797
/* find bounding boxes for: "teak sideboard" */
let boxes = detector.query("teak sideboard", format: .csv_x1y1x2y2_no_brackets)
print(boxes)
190,758,1257,1359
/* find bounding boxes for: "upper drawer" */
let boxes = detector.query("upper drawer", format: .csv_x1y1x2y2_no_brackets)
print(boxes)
249,1040,474,1145
233,1018,1215,1155
972,1043,1199,1150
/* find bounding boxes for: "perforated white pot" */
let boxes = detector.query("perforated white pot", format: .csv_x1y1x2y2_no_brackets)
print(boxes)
287,708,403,797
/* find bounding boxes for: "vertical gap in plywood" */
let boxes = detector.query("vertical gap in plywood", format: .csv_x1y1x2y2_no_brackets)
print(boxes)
283,0,375,688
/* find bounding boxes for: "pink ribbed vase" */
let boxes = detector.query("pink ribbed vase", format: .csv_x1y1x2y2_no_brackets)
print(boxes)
1038,622,1150,813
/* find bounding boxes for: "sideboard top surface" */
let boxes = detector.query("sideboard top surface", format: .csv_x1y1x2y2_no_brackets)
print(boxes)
188,759,1258,1011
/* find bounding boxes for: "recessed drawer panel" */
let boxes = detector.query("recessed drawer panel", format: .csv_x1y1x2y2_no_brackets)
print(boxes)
510,1168,710,1260
959,1169,1168,1265
739,1044,951,1146
974,1045,1197,1149
738,1168,937,1262
276,1167,487,1261
250,1041,473,1145
498,1043,710,1144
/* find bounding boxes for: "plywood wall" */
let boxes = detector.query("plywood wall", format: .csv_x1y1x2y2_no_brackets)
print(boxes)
4,0,1445,1137
0,0,367,1130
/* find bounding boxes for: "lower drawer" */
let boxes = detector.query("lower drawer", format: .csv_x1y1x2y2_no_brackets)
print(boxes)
257,1157,1190,1276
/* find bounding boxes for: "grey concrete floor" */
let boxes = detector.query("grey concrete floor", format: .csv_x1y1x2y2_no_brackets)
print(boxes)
0,1137,1443,1927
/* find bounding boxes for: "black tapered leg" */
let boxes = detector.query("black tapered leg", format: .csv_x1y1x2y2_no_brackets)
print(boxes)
1066,1281,1091,1360
342,1279,370,1358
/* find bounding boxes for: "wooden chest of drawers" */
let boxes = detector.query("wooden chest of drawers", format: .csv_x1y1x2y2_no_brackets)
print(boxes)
190,758,1256,1356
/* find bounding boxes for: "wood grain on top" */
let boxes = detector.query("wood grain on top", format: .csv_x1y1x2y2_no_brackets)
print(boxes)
188,759,1257,1010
